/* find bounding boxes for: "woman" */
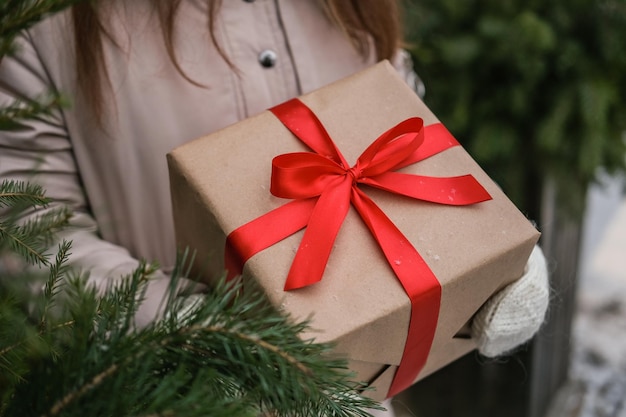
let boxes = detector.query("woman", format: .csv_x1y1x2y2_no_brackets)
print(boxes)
0,1,549,414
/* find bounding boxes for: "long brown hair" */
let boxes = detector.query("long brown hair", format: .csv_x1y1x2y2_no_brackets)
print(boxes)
72,0,402,120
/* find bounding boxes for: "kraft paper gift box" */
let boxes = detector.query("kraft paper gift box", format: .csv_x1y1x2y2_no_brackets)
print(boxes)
167,61,540,400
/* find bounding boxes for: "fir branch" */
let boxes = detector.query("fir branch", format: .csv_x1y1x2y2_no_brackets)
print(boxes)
154,277,381,417
0,206,71,267
0,95,67,130
191,324,315,377
0,0,81,35
0,179,72,267
0,219,49,265
39,240,73,330
43,362,120,417
97,261,159,334
0,310,37,386
0,241,74,400
17,206,71,244
0,0,83,57
0,179,49,209
2,266,381,417
0,319,74,368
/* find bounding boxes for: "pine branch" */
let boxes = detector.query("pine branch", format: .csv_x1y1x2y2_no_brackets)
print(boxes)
39,240,73,330
0,180,49,209
0,241,74,400
0,0,83,57
17,206,71,243
0,95,67,130
0,179,72,267
0,319,74,378
150,276,380,417
0,220,49,266
0,207,71,267
2,265,381,417
43,362,121,417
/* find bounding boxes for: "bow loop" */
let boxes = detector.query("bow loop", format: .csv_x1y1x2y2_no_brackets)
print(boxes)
271,152,346,199
357,117,425,178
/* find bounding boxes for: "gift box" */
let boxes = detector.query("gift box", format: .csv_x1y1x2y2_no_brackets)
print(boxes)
167,61,540,400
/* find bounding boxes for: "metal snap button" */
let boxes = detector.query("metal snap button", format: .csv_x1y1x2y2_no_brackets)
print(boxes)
258,49,277,68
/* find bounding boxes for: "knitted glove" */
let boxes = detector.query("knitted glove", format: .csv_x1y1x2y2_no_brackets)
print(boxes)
470,245,550,357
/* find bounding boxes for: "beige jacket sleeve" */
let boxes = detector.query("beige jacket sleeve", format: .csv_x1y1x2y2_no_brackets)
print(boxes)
0,31,181,327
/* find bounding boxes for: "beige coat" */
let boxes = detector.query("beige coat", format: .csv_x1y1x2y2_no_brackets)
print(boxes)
0,0,417,326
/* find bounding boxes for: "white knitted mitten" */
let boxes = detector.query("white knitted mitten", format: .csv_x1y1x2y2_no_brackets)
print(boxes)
470,245,550,357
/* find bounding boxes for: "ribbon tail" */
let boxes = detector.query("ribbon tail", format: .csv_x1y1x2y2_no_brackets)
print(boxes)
284,176,352,290
362,172,492,205
351,188,441,398
225,198,316,280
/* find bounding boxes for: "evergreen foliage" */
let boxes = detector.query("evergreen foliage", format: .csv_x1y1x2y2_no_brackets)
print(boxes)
402,0,626,219
0,0,76,131
0,0,81,56
0,254,380,417
0,95,68,131
0,180,71,266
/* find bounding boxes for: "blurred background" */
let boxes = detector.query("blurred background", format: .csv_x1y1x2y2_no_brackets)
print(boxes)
1,1,624,416
395,0,626,416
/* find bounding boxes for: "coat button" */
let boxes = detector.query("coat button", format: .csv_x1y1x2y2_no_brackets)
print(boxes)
258,49,277,68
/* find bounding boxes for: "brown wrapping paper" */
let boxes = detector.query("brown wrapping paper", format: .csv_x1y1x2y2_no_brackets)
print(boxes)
167,61,540,400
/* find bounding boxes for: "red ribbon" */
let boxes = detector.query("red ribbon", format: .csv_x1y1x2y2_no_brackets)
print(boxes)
225,98,491,397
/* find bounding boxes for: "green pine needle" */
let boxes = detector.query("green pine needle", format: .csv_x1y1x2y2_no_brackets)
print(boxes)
0,206,71,267
0,180,72,267
39,240,73,329
0,0,83,57
0,180,49,209
0,95,68,130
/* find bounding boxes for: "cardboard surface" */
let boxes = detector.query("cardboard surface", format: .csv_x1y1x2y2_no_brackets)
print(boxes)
167,61,540,400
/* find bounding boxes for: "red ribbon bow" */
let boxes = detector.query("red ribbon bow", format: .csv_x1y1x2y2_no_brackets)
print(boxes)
225,98,491,397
